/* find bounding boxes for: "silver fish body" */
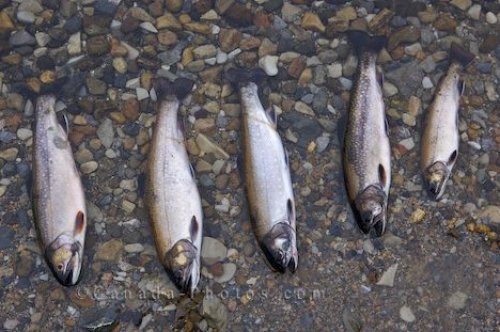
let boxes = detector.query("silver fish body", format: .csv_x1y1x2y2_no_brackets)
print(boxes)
241,82,298,272
33,95,87,286
343,32,391,237
420,43,474,200
147,94,203,295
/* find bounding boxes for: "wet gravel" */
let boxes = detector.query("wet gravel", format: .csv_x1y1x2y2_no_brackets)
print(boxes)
0,0,499,331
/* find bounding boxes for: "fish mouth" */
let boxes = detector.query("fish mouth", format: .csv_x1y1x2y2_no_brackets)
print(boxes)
423,161,449,200
45,236,82,286
163,239,200,295
260,222,298,273
354,185,387,237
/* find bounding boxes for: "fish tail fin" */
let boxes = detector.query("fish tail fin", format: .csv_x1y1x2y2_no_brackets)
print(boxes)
154,77,194,101
450,42,474,67
225,67,267,86
347,30,386,54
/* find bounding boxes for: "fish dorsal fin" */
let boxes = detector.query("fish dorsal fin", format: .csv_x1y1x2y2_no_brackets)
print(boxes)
284,147,290,166
189,216,199,241
74,211,85,236
458,79,465,96
265,106,277,126
189,162,196,179
378,164,387,187
384,117,389,137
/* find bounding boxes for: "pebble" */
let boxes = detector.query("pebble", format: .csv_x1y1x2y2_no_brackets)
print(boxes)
301,12,325,33
467,4,481,20
201,237,227,265
16,128,32,141
3,319,19,330
258,55,279,76
422,77,433,89
376,263,398,287
327,63,342,78
97,118,114,148
80,161,98,174
399,305,416,323
485,12,497,24
95,239,123,261
213,263,237,283
0,148,19,161
446,291,468,310
383,82,398,97
124,243,144,253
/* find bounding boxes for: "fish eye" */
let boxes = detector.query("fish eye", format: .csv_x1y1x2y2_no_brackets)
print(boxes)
57,264,64,271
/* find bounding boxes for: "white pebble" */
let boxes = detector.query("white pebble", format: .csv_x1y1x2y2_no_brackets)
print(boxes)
327,63,342,78
485,12,497,24
258,55,279,76
467,4,481,20
400,305,416,322
422,76,433,89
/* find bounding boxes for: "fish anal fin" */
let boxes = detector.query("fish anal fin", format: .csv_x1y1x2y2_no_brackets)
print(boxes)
458,79,465,96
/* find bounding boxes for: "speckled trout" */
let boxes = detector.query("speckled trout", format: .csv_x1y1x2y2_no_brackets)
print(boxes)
228,68,298,273
421,42,474,200
146,77,203,294
33,95,86,286
343,31,391,237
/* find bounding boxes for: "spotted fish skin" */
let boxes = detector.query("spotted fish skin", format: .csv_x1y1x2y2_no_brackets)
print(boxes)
343,31,391,237
420,43,474,200
33,95,87,286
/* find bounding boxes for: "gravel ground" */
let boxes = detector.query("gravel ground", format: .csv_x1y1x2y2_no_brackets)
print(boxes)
0,0,499,331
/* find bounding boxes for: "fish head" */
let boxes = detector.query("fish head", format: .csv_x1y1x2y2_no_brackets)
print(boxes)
423,161,449,200
163,239,200,296
46,234,82,286
260,222,298,273
355,185,387,237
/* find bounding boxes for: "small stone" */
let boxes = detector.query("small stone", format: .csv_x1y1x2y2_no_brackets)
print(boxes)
294,101,314,116
399,305,416,323
156,13,182,30
80,161,98,174
402,113,416,126
281,2,301,22
95,239,123,261
3,319,19,330
213,263,237,283
327,63,342,78
158,30,178,46
17,11,35,24
140,22,158,33
9,30,36,46
410,208,426,224
467,4,481,20
433,14,456,32
201,237,227,265
446,291,468,310
258,55,279,76
0,148,18,161
335,6,357,21
202,293,228,331
301,12,325,33
86,77,107,95
124,243,144,253
376,263,398,287
219,28,242,53
450,0,472,11
17,128,32,141
67,32,81,55
388,26,420,51
166,0,184,13
224,3,253,27
383,82,398,97
97,118,114,148
112,57,127,74
193,45,217,59
0,12,15,32
87,35,110,56
485,12,497,24
422,76,433,89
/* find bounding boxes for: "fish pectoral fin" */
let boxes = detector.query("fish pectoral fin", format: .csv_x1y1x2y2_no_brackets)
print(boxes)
74,211,85,236
189,216,200,242
57,112,69,135
376,67,384,87
458,79,465,95
447,150,458,166
378,164,387,187
265,105,278,127
286,199,295,223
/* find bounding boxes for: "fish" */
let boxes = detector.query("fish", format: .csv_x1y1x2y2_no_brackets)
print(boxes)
32,95,87,286
420,42,474,200
227,68,298,273
343,31,391,237
146,77,203,295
